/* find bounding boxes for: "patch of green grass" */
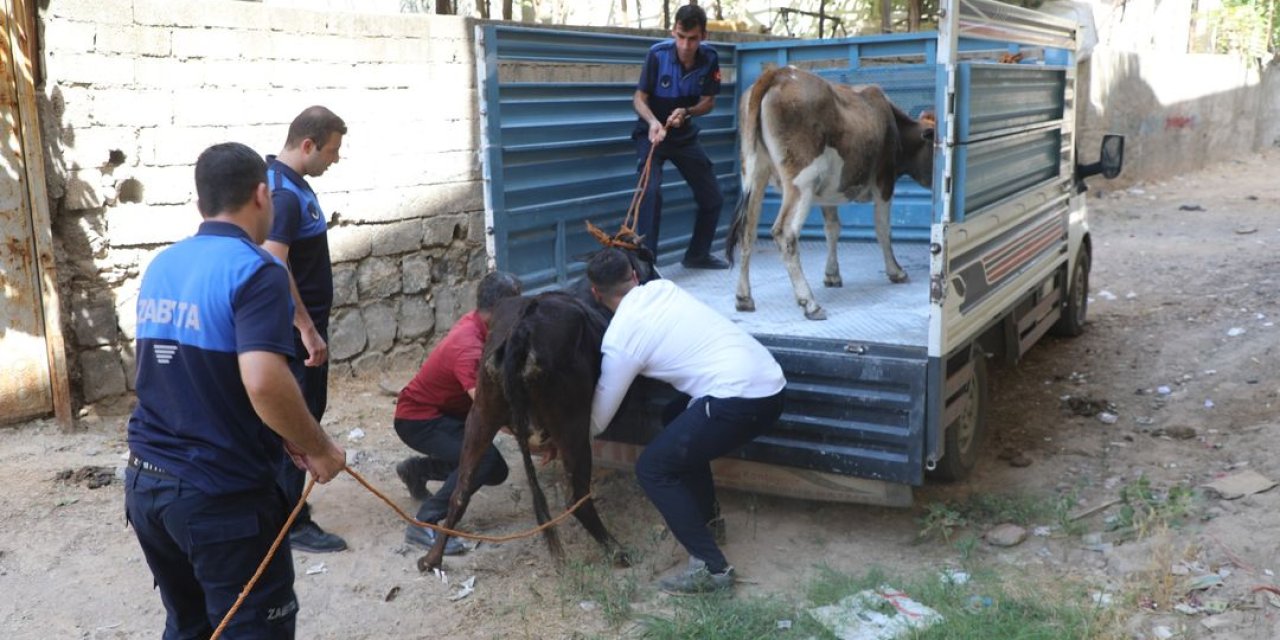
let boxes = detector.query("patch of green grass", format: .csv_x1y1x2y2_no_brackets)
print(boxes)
805,565,1124,640
639,592,823,639
1112,475,1196,539
556,559,639,625
953,534,980,562
637,564,1124,640
917,492,1064,541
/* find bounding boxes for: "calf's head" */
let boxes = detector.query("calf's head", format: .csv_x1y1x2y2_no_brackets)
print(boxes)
897,109,936,189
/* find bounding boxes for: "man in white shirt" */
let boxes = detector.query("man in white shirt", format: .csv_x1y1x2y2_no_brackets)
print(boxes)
587,248,786,594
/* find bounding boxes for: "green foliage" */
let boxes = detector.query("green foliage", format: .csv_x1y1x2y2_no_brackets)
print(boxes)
639,592,823,639
1203,0,1279,57
557,559,639,626
804,565,1124,640
916,492,1061,542
1111,475,1196,539
918,502,968,542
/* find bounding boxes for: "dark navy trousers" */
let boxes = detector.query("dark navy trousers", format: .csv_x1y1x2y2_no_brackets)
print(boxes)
277,325,329,527
125,467,297,639
394,416,510,524
633,133,725,259
636,391,784,574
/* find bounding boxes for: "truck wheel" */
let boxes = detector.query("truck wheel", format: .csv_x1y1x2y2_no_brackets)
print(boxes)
1052,245,1090,337
930,350,988,482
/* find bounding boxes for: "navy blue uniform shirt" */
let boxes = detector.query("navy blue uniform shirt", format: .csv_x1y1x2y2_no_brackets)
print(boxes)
634,40,721,143
266,157,333,331
128,221,296,496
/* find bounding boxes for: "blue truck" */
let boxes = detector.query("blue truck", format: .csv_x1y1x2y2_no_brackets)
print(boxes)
474,0,1123,506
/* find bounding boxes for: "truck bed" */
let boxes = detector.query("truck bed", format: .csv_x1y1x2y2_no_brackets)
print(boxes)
664,239,932,348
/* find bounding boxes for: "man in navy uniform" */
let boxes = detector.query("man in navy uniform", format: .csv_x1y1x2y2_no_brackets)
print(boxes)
125,142,347,638
632,3,730,269
264,106,348,553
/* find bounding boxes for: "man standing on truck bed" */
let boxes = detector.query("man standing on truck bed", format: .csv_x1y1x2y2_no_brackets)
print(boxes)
632,3,730,269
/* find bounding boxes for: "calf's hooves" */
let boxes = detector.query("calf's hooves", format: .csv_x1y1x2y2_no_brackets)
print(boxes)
735,297,756,312
888,271,909,284
824,276,843,288
804,306,828,321
417,553,441,574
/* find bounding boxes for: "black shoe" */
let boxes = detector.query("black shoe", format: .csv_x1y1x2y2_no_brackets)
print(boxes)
681,254,731,270
396,457,433,501
405,524,467,555
289,521,347,553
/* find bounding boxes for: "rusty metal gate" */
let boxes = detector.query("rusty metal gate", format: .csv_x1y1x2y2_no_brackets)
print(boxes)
0,0,70,426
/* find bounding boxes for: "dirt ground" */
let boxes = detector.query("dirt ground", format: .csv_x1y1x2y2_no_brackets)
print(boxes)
3,150,1279,639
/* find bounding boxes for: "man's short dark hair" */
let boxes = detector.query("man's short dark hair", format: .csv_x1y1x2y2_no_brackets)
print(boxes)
476,271,522,312
586,248,634,297
284,106,347,150
674,4,708,32
194,142,267,218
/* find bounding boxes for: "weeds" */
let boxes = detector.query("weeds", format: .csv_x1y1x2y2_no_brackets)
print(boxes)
919,502,967,541
917,492,1059,541
639,592,821,639
557,559,639,626
1113,475,1196,539
805,564,1126,640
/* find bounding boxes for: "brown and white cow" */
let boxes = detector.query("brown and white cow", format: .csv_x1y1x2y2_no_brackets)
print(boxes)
725,66,936,320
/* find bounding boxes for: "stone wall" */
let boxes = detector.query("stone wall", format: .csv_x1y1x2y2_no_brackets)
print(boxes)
41,0,486,406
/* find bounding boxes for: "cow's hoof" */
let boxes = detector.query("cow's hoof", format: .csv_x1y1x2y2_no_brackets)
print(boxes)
824,275,843,288
416,553,441,574
888,271,909,284
735,297,756,312
804,307,828,321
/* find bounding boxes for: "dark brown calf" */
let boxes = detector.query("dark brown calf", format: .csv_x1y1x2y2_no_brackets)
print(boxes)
417,292,629,574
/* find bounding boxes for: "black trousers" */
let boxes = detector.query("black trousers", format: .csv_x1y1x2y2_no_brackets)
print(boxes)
394,415,510,523
126,467,297,639
277,326,328,528
633,133,725,259
637,391,784,574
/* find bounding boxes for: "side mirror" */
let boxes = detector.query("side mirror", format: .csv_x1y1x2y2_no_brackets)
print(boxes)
1098,134,1124,179
1074,134,1125,191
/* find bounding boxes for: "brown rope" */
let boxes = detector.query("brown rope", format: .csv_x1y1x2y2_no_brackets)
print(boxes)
586,124,670,247
210,474,314,640
342,465,594,543
622,135,663,233
211,465,595,638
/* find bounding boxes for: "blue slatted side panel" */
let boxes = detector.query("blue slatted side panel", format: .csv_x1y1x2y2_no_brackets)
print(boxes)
480,26,739,292
951,63,1068,217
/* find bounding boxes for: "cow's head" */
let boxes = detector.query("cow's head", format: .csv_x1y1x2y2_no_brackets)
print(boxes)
584,222,661,284
897,109,936,189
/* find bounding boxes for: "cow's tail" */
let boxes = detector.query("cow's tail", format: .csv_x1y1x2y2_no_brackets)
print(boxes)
726,66,783,265
501,299,540,440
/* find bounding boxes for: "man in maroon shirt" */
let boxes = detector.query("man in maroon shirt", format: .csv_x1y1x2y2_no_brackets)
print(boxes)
394,271,522,554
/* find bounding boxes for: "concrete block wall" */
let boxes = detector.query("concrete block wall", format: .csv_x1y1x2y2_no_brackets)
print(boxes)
41,0,487,406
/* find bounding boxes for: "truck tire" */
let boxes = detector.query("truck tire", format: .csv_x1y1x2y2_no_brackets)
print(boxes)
1052,244,1090,337
930,349,988,482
